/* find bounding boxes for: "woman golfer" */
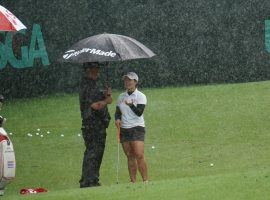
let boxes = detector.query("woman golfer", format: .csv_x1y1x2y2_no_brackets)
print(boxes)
115,72,148,183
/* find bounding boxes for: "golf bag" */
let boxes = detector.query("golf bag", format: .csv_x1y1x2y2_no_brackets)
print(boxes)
0,126,16,194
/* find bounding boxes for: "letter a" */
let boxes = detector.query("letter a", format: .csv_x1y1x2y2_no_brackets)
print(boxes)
28,24,50,67
265,20,270,53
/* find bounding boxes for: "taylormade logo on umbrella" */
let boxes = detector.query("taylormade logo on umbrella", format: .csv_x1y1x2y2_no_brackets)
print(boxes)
63,48,117,59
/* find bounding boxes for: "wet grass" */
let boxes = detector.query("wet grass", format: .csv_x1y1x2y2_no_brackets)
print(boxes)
1,81,270,199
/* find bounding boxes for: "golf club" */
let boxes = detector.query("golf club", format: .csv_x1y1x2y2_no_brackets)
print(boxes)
116,126,120,184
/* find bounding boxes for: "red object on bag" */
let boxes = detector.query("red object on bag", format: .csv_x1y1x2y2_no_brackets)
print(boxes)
20,188,47,195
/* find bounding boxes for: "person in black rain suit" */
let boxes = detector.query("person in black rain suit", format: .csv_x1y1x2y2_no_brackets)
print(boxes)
79,62,112,188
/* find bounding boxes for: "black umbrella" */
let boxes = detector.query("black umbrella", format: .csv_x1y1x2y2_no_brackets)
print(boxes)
60,33,155,63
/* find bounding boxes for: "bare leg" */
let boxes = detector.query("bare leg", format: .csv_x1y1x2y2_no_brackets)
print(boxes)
131,141,148,181
122,142,137,182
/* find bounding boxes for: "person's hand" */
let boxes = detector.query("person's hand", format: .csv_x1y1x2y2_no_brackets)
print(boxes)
104,86,112,97
115,119,121,129
105,96,112,104
125,100,133,106
94,101,106,110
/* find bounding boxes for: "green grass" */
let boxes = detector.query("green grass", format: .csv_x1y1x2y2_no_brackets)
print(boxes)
1,81,270,199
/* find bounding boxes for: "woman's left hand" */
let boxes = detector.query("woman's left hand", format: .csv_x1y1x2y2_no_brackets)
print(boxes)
115,119,121,129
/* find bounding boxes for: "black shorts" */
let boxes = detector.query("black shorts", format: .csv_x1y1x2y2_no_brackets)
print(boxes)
120,126,145,143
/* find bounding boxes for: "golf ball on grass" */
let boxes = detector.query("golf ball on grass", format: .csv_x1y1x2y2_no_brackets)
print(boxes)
37,128,40,132
210,163,214,167
151,146,155,149
36,133,39,136
61,134,64,137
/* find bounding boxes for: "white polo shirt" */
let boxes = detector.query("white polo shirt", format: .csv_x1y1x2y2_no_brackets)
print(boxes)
117,89,147,128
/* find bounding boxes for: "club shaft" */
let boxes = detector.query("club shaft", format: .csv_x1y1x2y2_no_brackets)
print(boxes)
116,128,120,184
117,142,120,184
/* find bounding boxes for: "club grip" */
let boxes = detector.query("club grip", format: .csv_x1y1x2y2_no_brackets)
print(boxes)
117,127,120,143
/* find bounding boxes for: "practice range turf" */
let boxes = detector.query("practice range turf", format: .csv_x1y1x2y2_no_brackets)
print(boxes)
1,81,270,200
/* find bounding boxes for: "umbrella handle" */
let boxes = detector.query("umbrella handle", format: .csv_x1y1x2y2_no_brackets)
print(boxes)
105,62,109,87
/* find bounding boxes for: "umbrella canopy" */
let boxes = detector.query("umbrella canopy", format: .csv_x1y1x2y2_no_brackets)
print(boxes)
60,33,155,63
0,5,26,32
